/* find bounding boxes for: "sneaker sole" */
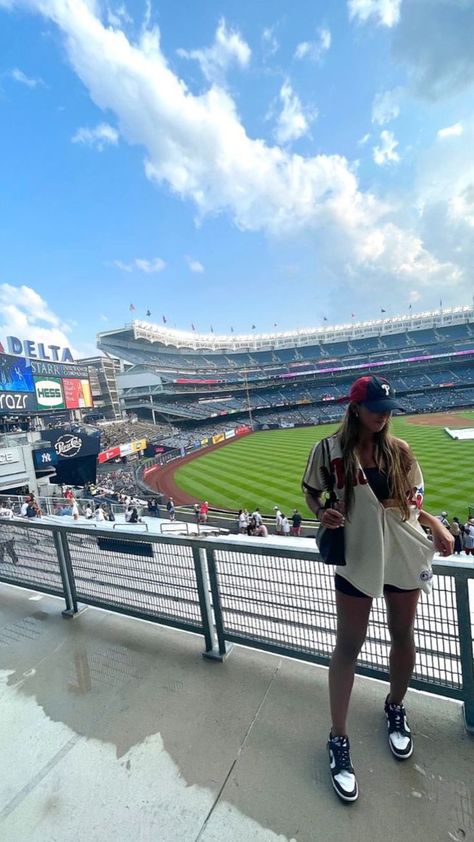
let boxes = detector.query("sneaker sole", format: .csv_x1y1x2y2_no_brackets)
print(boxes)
330,776,359,802
388,739,413,760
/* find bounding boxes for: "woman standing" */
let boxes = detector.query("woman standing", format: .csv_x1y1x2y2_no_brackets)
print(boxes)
302,375,453,803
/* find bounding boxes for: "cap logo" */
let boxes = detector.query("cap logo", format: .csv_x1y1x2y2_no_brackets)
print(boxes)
381,384,390,396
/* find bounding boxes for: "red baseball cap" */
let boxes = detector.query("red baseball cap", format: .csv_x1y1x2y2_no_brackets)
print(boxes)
349,375,404,412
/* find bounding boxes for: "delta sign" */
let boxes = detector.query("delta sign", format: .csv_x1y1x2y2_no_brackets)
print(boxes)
0,336,74,362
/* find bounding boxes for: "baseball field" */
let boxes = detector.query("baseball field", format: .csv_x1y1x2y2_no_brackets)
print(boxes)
172,411,474,520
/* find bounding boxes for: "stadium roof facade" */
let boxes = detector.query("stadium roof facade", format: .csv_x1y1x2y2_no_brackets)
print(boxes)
98,305,474,356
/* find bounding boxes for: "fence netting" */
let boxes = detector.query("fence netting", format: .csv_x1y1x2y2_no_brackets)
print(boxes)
213,551,463,690
65,532,203,628
0,523,64,596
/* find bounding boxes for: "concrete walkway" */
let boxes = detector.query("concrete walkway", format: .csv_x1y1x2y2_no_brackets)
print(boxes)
0,584,472,842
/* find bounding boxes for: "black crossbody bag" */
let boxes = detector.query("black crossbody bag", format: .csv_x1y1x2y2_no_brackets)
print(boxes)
315,438,346,566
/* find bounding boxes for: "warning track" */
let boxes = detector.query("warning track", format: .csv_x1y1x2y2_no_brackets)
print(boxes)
144,437,244,505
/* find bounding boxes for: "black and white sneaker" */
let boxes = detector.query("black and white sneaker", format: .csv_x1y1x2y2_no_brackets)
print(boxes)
384,696,413,759
327,734,359,802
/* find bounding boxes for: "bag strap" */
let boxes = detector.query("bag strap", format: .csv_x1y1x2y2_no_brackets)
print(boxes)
322,438,339,506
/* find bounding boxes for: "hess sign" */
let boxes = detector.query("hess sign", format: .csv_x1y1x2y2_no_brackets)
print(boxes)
34,378,65,410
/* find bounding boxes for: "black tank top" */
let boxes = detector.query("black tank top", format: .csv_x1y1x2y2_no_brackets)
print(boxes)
364,467,391,501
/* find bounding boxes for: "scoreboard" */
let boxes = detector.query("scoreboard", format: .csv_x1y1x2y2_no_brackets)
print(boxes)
0,352,94,414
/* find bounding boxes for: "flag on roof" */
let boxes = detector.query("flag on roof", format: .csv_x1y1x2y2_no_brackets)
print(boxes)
210,325,214,333
162,315,167,324
381,308,386,313
273,322,278,327
230,326,234,333
351,313,355,318
129,303,135,311
191,323,196,331
251,324,256,329
323,316,328,321
409,304,412,310
146,309,151,317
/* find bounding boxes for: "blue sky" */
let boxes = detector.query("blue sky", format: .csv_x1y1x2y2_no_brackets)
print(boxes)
0,0,473,357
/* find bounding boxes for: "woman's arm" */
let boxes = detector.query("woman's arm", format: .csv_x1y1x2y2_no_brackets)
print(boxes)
418,510,454,556
304,490,325,519
304,490,344,528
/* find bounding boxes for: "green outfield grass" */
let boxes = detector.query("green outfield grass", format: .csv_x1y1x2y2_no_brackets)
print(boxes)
174,414,474,520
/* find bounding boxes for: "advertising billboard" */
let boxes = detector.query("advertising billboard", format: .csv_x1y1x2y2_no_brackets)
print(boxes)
0,391,37,413
34,377,65,410
62,378,94,409
33,448,58,469
0,353,34,392
0,352,93,415
41,429,101,460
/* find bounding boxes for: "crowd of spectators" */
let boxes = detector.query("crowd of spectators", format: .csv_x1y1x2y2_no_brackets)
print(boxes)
95,419,174,450
159,422,233,450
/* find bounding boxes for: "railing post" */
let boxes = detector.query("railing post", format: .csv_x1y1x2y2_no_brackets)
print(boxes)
53,529,78,618
204,548,233,661
191,546,219,659
455,575,474,733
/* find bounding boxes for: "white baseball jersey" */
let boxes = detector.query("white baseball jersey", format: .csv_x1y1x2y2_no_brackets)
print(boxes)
303,433,435,597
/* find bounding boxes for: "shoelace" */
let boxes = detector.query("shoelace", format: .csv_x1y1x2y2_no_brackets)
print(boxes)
388,705,405,732
332,738,352,769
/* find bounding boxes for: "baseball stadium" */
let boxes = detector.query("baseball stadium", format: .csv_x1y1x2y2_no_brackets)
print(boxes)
98,304,474,519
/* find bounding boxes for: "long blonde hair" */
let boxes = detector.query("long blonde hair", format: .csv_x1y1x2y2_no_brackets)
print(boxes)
337,401,412,520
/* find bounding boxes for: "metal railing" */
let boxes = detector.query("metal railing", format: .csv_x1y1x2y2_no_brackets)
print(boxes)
1,518,473,732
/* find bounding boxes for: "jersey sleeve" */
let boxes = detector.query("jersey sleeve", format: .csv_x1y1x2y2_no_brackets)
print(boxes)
407,458,424,509
302,441,325,496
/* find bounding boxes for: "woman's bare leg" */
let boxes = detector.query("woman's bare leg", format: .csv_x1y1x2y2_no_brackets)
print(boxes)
384,589,420,704
329,590,373,736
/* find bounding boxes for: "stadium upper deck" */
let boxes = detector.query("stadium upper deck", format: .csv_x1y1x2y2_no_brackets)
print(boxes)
98,306,474,372
98,306,474,424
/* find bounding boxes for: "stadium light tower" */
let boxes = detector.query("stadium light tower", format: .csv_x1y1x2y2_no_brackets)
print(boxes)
244,372,253,429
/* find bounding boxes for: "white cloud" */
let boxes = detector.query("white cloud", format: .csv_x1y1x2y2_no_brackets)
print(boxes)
262,26,279,58
274,81,314,145
295,27,331,62
72,123,119,151
112,257,166,273
437,122,463,139
7,67,44,87
177,18,250,84
0,284,80,356
106,3,132,29
134,257,166,274
358,132,371,145
393,0,474,101
185,256,204,273
0,0,464,298
348,0,401,27
373,130,400,165
409,290,421,303
372,88,402,125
